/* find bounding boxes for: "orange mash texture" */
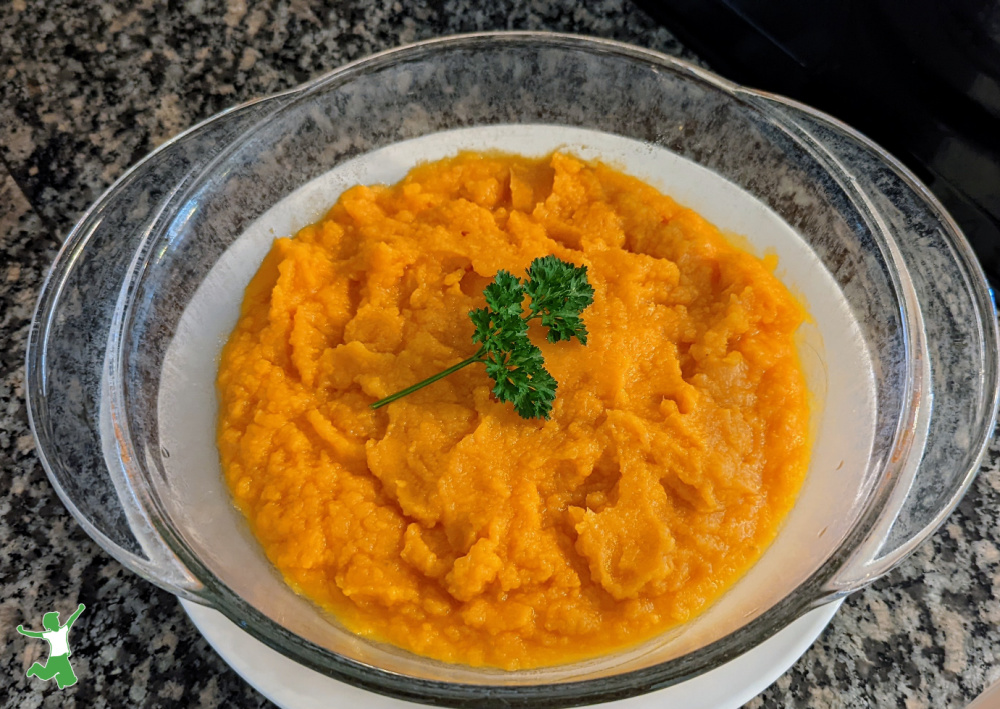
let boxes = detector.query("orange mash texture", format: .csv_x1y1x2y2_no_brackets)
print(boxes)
217,152,810,669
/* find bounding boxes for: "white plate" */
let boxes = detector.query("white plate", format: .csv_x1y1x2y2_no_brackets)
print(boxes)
181,598,841,709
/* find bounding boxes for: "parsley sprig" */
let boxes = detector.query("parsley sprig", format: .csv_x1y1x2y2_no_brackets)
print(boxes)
370,255,594,419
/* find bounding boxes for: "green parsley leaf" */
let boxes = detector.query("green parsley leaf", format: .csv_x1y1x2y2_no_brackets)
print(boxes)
492,338,557,420
483,270,525,319
523,255,596,344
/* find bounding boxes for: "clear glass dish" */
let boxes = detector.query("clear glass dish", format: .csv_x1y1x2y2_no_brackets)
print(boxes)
26,33,999,706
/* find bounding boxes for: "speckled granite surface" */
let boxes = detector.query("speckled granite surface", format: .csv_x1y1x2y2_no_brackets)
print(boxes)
1,2,999,707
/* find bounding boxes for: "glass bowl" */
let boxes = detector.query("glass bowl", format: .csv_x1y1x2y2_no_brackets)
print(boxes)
26,32,999,706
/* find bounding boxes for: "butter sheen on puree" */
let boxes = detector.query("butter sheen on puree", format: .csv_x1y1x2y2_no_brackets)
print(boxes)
216,152,811,669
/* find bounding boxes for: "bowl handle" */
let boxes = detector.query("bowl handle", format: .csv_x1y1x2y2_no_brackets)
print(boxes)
745,91,1000,600
26,93,293,605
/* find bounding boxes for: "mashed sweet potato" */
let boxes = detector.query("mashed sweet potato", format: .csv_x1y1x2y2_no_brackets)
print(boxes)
216,152,810,669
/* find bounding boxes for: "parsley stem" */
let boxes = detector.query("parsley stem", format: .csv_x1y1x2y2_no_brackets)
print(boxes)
371,348,486,410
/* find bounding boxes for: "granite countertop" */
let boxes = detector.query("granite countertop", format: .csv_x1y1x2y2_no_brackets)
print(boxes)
2,1,999,707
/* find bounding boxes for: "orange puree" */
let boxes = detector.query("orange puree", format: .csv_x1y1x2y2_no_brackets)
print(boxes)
216,152,810,669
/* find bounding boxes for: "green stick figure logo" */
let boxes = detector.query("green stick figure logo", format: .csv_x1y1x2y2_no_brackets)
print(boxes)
16,604,85,689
